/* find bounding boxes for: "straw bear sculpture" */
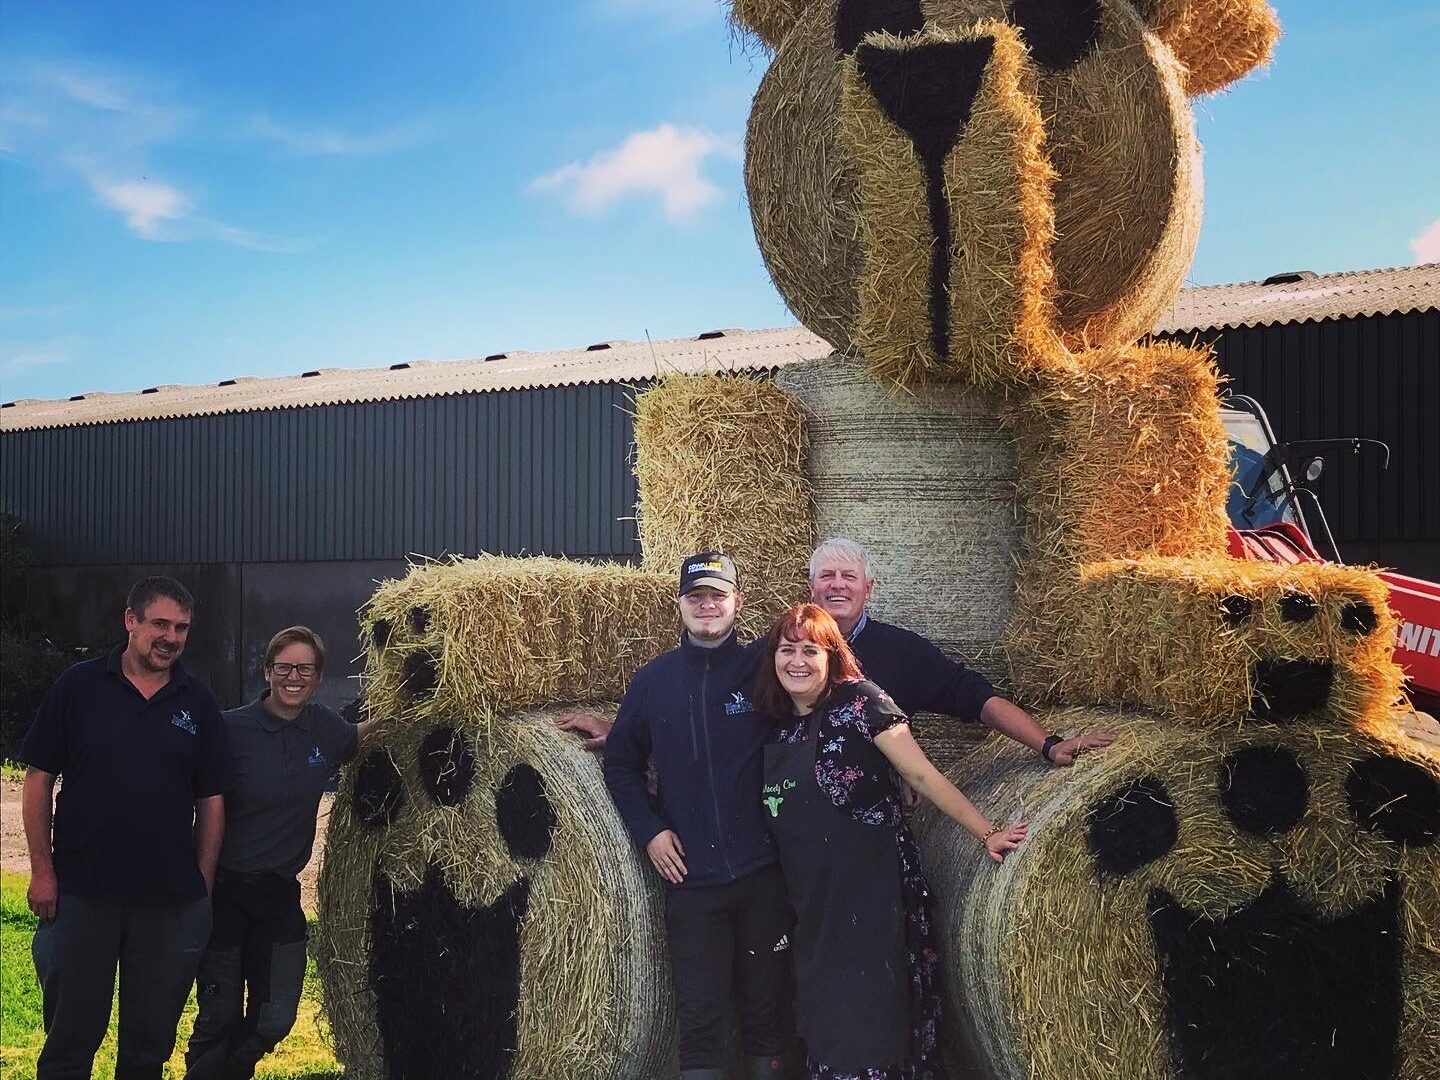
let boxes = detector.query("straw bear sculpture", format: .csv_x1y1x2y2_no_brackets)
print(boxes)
315,2,1440,1079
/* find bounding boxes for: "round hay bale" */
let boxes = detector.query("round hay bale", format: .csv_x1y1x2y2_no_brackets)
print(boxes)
633,373,815,639
727,0,806,51
315,706,675,1080
744,0,1199,358
777,355,1019,690
912,707,1440,1080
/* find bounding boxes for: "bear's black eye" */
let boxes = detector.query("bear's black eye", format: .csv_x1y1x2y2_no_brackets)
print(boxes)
1009,0,1103,72
836,0,924,55
408,605,431,634
1340,601,1377,635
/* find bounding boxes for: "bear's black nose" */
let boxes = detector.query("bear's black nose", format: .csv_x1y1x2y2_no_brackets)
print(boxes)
1250,658,1333,722
856,38,995,166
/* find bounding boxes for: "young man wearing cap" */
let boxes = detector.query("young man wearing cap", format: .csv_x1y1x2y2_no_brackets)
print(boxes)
603,553,792,1080
808,537,1115,764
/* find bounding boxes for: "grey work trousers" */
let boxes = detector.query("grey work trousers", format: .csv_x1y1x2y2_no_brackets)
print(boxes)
184,872,307,1080
31,891,212,1080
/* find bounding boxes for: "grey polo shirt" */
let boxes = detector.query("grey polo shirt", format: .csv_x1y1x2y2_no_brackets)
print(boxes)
219,695,358,878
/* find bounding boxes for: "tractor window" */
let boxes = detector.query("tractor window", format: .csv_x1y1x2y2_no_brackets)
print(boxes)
1227,443,1294,527
1222,406,1300,529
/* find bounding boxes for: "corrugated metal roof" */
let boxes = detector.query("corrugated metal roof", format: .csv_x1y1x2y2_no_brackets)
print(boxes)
1,326,833,432
7,265,1435,432
1153,264,1440,335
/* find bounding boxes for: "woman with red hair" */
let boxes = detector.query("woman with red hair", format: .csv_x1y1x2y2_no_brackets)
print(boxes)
754,603,1026,1080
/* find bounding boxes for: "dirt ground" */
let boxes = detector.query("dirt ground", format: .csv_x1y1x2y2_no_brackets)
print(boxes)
0,776,332,912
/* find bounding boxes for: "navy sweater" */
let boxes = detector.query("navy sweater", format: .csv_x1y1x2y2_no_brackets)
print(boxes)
849,616,996,721
603,632,776,889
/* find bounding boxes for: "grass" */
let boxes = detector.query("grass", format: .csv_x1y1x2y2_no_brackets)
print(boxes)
0,872,341,1079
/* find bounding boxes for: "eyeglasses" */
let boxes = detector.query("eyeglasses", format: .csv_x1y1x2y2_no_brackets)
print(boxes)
270,663,318,678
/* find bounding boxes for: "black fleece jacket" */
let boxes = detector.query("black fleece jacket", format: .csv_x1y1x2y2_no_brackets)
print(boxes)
602,631,777,890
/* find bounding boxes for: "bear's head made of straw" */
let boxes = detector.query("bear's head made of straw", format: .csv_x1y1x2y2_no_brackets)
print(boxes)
735,0,1279,384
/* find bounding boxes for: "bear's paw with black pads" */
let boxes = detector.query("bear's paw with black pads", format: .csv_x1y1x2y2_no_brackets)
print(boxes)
315,703,676,1080
914,709,1440,1080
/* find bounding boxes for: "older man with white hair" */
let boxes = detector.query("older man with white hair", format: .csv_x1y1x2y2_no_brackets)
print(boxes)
808,537,1113,766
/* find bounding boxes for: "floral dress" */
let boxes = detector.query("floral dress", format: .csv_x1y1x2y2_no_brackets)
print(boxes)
769,680,942,1080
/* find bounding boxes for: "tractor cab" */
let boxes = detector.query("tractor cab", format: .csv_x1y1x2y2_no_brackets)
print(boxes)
1220,394,1440,719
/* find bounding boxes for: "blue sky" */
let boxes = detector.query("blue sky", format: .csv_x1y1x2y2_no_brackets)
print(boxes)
2,1,1436,403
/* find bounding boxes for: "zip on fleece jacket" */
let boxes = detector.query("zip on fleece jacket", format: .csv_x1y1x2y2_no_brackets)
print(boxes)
602,631,776,889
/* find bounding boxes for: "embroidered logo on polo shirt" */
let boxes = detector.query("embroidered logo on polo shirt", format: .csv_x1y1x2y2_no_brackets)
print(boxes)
724,691,753,716
170,710,197,735
308,745,327,766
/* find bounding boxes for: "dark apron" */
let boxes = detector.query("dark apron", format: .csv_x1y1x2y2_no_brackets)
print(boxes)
762,709,909,1071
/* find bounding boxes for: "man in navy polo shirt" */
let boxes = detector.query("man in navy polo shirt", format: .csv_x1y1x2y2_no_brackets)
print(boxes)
807,537,1115,765
21,576,230,1080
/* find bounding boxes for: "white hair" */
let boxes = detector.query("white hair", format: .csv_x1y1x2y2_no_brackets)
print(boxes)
808,537,874,581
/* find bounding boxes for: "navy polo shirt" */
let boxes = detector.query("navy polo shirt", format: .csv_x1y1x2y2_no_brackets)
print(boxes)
21,646,231,906
847,615,997,722
219,696,358,878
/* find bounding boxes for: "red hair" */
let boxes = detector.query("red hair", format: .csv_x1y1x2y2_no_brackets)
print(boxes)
753,603,865,720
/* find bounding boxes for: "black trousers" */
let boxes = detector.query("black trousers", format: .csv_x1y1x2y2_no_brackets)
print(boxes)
665,863,795,1070
183,872,308,1080
31,892,212,1080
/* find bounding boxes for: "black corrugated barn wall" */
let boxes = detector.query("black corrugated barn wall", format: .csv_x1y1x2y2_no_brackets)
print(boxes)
0,383,643,708
1160,309,1440,584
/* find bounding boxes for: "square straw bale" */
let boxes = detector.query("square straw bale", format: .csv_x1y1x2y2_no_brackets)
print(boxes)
360,555,677,729
633,373,815,639
1006,341,1232,567
1005,554,1405,729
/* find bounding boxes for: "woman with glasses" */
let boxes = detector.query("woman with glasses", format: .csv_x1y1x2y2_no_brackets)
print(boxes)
185,626,380,1080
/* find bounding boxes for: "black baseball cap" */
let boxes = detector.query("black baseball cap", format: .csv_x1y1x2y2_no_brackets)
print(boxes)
679,552,738,596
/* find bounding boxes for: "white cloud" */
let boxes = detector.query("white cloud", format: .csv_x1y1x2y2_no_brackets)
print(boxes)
2,59,299,249
248,114,425,156
530,123,738,222
0,340,73,381
93,178,190,239
1411,219,1440,263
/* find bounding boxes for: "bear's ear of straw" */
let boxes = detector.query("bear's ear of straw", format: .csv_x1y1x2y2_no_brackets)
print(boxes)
727,0,811,50
1135,0,1280,95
